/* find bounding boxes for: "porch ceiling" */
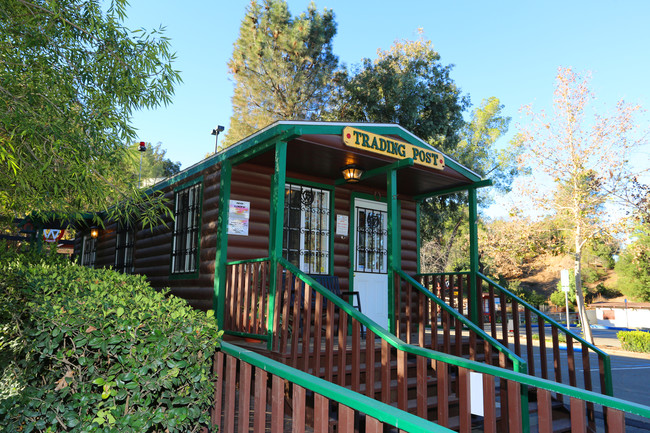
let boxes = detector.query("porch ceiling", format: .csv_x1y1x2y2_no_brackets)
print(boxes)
247,133,477,198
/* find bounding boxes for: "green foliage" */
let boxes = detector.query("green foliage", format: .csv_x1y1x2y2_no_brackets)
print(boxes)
550,271,577,308
0,0,181,228
617,330,650,353
505,280,547,308
616,225,650,301
336,33,468,154
224,0,339,146
127,142,181,185
0,258,222,432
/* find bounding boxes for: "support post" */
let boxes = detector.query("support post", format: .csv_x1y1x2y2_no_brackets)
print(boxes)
387,169,399,334
468,187,480,325
416,201,421,274
214,160,232,331
267,141,287,349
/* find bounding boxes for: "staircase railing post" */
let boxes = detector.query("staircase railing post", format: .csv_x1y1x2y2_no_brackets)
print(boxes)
214,159,232,332
387,168,399,335
267,141,287,350
468,187,480,325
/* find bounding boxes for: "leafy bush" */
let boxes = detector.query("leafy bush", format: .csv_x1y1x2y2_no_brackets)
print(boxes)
0,259,222,432
618,330,650,353
616,225,650,302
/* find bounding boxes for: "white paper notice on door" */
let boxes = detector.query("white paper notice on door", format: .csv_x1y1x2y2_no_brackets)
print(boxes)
228,200,250,236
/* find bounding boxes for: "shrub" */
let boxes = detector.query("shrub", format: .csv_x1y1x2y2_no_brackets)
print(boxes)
617,330,650,353
0,259,222,432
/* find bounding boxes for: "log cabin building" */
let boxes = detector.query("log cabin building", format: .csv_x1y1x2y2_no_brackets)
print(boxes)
73,121,642,432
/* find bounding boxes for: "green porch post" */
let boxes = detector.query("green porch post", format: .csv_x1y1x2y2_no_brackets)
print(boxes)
416,201,421,274
214,159,232,331
267,141,287,349
468,187,480,325
387,169,399,334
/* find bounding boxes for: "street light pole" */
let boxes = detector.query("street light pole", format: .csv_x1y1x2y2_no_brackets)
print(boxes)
212,125,225,153
137,141,147,188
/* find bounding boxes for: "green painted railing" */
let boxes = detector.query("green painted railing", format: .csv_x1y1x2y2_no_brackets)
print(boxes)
478,272,613,397
216,341,454,432
394,268,527,374
221,257,649,431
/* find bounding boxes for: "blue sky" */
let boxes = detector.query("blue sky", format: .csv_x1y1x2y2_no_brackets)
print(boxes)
125,0,650,173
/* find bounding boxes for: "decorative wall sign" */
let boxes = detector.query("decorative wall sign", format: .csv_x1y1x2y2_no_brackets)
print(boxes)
228,200,250,236
336,214,349,236
342,126,445,170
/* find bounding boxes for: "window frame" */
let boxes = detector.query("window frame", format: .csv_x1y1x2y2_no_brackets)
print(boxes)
282,179,334,275
169,177,203,278
81,233,96,268
114,223,135,274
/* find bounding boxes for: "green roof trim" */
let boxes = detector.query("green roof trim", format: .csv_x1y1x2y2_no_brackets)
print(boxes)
144,121,484,195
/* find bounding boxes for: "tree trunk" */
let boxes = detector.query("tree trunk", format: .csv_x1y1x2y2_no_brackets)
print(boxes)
574,250,594,345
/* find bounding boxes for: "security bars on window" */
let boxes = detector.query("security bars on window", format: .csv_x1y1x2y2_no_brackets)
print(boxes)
283,183,330,275
81,235,96,268
171,183,201,274
355,207,388,274
115,224,134,274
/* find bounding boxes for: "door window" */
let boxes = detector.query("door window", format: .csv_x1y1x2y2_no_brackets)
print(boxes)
355,206,387,274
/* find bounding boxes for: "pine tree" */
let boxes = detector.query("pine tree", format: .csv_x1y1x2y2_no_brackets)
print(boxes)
223,0,339,147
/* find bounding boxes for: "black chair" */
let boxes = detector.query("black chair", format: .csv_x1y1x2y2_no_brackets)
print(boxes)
309,275,362,313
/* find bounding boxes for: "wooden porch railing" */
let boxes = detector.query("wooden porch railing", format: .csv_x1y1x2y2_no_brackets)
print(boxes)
223,258,271,341
212,341,453,433
220,257,648,432
394,268,526,373
417,272,614,398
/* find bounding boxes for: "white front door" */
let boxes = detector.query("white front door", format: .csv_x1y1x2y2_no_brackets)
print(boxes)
352,198,389,329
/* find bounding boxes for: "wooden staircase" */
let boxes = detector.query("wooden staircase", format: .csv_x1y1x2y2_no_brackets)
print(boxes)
216,257,638,432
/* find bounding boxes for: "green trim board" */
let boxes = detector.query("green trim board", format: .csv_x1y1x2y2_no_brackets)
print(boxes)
147,121,481,197
414,179,493,201
468,187,479,324
213,160,231,330
267,141,287,349
168,175,204,280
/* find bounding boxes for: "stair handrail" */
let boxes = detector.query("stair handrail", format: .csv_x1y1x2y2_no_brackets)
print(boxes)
219,340,455,433
273,258,650,425
394,267,527,375
478,271,614,396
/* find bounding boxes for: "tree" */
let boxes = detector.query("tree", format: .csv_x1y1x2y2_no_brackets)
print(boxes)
223,0,339,146
0,0,180,228
335,32,468,152
616,225,650,301
515,67,647,343
336,34,517,270
127,142,181,186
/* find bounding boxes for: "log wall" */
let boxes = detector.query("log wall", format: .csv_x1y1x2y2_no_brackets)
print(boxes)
75,159,419,312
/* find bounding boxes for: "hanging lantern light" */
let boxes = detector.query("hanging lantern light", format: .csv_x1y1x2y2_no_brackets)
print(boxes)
341,165,364,183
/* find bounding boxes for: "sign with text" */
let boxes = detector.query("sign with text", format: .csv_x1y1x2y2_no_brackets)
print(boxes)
228,200,250,236
342,126,445,170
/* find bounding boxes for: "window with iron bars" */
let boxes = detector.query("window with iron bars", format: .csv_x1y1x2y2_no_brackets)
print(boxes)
283,183,330,274
81,234,96,268
115,224,135,274
355,206,388,274
171,182,202,275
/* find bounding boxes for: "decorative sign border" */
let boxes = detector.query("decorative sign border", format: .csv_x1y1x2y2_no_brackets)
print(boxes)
342,126,445,170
